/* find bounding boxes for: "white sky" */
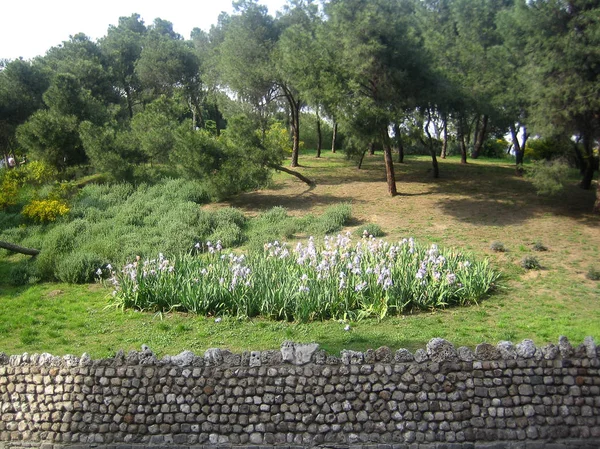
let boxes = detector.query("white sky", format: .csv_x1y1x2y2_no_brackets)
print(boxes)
1,0,288,61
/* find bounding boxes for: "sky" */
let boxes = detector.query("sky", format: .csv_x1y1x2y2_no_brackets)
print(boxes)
1,0,288,61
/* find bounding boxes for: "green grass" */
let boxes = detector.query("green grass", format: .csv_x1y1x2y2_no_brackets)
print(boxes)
1,151,599,357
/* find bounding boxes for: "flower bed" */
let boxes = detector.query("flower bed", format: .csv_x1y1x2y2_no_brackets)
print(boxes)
102,234,499,322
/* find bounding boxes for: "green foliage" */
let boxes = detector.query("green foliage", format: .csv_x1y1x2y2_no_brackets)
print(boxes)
8,261,39,286
490,241,507,252
247,207,295,252
532,241,548,252
526,159,571,196
79,121,139,182
130,96,181,164
521,255,541,270
354,224,384,238
481,139,508,159
309,203,352,235
55,252,105,284
0,179,236,285
16,109,85,171
525,137,571,161
109,236,499,321
299,113,333,151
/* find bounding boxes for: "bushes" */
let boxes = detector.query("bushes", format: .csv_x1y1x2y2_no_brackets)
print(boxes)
309,203,352,235
1,177,356,285
526,159,572,195
55,252,105,284
22,199,70,223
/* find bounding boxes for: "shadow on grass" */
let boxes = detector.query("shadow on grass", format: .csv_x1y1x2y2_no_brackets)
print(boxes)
227,192,367,213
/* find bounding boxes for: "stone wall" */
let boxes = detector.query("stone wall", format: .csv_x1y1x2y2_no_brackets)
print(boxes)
0,337,599,448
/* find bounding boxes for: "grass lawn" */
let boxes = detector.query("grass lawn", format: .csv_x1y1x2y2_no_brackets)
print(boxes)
1,151,598,357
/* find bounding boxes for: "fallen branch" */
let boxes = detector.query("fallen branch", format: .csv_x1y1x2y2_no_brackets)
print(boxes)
268,164,315,186
0,240,40,256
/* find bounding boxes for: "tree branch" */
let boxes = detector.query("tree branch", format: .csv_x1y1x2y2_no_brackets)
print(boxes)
0,240,40,256
267,164,315,186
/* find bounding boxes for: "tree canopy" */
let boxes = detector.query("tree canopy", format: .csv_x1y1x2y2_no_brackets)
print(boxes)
0,0,598,210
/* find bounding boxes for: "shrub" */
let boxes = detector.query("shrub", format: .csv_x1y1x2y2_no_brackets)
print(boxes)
8,261,39,286
524,136,571,161
480,139,509,159
490,241,507,252
0,169,20,209
0,210,22,230
586,266,600,281
209,223,245,248
35,219,88,279
213,207,247,229
526,159,571,195
309,203,352,235
256,207,288,224
355,223,384,238
21,160,58,185
22,199,70,223
532,241,548,252
264,122,292,155
521,255,541,270
55,252,105,284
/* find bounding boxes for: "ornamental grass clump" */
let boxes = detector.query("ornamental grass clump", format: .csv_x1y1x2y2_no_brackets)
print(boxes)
106,234,499,322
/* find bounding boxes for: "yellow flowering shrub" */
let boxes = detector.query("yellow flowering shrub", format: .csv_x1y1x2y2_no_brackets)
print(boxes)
263,122,292,155
22,199,70,223
23,161,57,185
0,177,19,209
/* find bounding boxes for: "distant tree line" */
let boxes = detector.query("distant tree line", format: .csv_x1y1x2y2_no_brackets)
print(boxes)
0,0,598,210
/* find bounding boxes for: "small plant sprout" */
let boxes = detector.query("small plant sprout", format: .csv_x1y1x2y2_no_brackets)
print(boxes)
521,255,541,270
490,241,507,252
356,223,384,238
532,241,548,252
586,266,600,281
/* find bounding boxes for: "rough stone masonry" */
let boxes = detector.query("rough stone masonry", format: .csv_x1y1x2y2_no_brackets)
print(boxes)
0,336,599,449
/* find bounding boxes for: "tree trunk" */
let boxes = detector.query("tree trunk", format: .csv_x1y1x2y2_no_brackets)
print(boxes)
357,148,368,170
392,123,404,163
441,116,448,159
511,124,526,176
0,241,40,256
458,123,468,164
368,141,375,156
267,164,314,186
511,125,523,175
425,109,439,178
472,114,488,159
580,132,594,190
381,127,397,196
125,85,134,119
290,101,300,167
331,122,338,153
594,180,600,214
572,138,585,174
315,106,322,158
282,86,301,168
